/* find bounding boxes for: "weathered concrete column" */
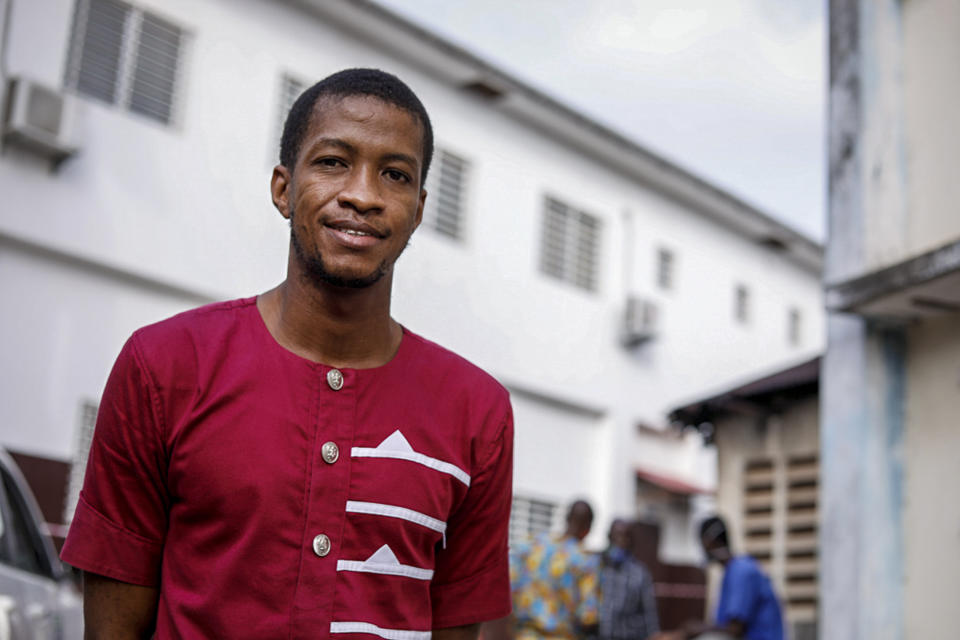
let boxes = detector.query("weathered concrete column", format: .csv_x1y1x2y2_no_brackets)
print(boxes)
822,1,908,639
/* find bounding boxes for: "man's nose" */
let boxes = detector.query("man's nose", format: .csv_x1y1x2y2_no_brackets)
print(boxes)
337,167,384,213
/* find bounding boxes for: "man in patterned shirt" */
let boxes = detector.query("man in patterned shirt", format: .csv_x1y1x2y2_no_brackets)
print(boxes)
598,519,660,640
510,500,600,640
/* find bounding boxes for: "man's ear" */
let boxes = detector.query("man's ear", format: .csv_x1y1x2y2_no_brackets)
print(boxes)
271,165,292,219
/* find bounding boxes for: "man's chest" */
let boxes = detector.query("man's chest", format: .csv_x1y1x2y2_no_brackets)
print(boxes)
161,371,474,575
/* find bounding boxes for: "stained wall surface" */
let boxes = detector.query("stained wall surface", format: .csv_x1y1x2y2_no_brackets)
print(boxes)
903,314,960,639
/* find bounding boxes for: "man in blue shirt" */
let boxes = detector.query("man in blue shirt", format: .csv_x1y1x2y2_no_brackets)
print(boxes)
682,515,784,640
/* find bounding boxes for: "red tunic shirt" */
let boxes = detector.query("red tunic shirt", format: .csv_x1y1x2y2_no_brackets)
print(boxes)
61,298,514,639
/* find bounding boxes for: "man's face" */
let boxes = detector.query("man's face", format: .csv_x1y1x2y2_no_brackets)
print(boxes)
608,521,629,550
701,533,728,564
273,95,426,289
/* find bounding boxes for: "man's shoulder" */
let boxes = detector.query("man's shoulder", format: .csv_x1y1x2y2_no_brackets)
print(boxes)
625,557,653,578
522,531,557,552
401,329,510,405
130,297,257,367
727,555,766,582
732,555,760,570
135,297,254,341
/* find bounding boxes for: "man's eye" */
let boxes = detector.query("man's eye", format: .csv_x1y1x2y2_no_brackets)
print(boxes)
316,157,344,168
385,169,410,183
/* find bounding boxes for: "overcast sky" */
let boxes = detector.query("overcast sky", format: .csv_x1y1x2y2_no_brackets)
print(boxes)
373,0,826,241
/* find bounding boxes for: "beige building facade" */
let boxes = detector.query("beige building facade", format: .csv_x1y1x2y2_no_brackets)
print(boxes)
671,357,820,640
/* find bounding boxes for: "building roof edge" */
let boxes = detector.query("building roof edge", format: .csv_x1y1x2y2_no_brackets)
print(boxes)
287,0,823,273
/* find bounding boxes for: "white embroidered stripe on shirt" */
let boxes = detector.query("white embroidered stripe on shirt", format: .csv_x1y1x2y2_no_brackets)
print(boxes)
345,501,446,533
330,622,431,640
351,430,471,487
337,559,434,580
337,544,434,580
351,448,470,486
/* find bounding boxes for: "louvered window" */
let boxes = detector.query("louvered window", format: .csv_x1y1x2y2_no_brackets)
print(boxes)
539,197,601,291
735,284,751,323
423,150,468,241
274,73,305,162
65,0,186,125
656,247,675,290
741,453,820,636
784,454,819,626
788,307,802,346
509,495,557,547
742,458,775,564
63,401,99,524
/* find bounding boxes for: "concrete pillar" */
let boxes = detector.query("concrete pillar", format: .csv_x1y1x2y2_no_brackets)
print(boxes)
822,1,908,639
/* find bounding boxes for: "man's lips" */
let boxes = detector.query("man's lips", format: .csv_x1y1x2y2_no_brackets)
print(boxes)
324,219,386,248
324,219,386,238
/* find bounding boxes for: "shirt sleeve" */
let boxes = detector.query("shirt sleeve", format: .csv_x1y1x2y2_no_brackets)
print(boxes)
509,538,530,591
716,558,759,626
60,333,169,587
576,553,600,626
430,404,514,629
640,566,659,634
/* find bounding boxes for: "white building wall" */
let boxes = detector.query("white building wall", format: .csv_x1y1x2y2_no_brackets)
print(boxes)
0,239,205,459
0,0,823,556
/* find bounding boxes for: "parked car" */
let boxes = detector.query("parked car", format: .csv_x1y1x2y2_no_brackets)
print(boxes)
0,448,82,639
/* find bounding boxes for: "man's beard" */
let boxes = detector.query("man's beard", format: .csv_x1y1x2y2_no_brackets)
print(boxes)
290,209,389,289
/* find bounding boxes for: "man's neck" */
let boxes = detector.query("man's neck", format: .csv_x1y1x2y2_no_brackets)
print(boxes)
258,271,401,369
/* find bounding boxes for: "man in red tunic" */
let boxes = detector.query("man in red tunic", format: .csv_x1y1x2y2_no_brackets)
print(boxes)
61,68,514,640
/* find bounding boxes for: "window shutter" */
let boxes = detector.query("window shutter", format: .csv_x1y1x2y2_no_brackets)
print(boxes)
425,150,468,240
539,197,600,291
68,0,130,104
65,0,185,126
742,457,775,565
788,308,802,346
784,454,819,621
509,495,557,547
540,198,570,280
735,284,750,323
657,247,675,290
574,211,600,290
742,454,820,631
128,12,183,124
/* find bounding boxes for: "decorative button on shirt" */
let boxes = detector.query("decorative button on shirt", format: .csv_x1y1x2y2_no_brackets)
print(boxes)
313,534,332,557
327,368,344,390
322,441,340,464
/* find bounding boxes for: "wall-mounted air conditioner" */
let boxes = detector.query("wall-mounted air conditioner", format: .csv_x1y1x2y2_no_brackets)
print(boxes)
2,76,77,164
622,295,658,347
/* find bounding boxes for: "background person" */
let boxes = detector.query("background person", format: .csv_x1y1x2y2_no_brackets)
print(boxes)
598,519,660,640
510,500,600,640
675,515,784,640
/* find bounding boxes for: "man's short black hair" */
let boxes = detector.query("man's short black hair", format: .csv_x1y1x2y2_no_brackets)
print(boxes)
279,68,434,184
699,515,729,547
566,499,594,524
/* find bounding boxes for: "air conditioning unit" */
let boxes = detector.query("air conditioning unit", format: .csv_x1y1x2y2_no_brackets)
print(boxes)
622,296,658,347
2,76,77,163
